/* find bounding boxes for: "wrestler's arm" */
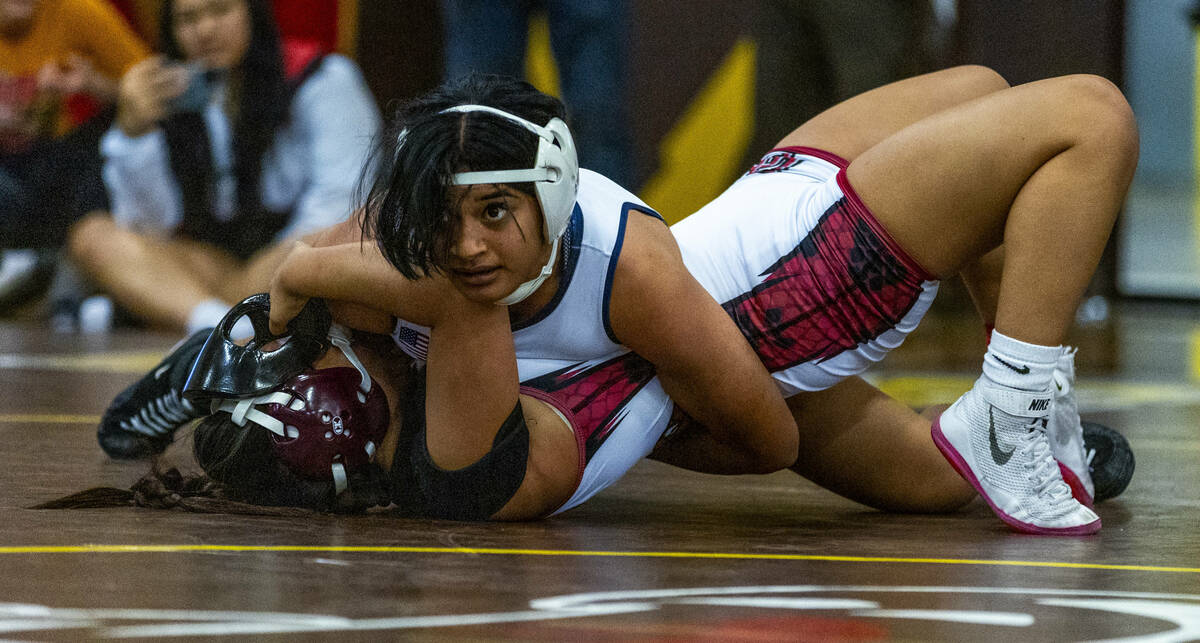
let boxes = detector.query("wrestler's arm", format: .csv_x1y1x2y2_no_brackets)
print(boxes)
609,213,799,473
268,239,447,333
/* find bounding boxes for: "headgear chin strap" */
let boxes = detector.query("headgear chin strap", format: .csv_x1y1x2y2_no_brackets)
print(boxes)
439,104,579,305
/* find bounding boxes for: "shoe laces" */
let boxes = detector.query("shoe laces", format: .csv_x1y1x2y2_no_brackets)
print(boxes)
119,389,196,437
1019,419,1072,500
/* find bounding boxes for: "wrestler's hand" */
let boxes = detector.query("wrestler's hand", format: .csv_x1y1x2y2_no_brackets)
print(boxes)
269,241,313,335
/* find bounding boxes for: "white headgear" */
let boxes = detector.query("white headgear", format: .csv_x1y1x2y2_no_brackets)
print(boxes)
439,104,579,305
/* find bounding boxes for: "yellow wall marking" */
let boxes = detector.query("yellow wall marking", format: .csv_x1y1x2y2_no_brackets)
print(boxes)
524,12,561,98
0,544,1194,574
641,39,756,224
337,0,359,57
1191,327,1200,382
521,18,754,225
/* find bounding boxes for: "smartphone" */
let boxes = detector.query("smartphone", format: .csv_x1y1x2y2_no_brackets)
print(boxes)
168,63,211,114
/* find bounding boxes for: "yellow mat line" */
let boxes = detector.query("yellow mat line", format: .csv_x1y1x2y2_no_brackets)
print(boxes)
0,544,1195,574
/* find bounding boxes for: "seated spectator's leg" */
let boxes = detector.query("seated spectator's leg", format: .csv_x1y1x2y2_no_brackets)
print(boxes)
214,240,296,305
67,214,238,331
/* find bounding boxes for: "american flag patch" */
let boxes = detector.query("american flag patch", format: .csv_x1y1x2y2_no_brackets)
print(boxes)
395,325,430,361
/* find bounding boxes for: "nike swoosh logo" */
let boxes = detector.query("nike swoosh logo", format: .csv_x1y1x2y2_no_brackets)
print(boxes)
989,406,1015,465
993,356,1031,375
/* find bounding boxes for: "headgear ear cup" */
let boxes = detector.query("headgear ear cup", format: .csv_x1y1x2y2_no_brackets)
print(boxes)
534,116,579,242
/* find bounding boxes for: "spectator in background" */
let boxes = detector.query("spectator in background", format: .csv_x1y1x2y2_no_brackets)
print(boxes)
0,0,148,312
440,0,635,188
744,0,936,164
66,0,381,335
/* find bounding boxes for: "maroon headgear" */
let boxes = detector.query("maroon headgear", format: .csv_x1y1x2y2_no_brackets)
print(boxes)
212,325,389,494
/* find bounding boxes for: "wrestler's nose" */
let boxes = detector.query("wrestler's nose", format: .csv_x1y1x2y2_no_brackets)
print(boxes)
451,219,487,260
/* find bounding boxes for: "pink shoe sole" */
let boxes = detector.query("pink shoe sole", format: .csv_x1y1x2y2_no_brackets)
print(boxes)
931,414,1101,536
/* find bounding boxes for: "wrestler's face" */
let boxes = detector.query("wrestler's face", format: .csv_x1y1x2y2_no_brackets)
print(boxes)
172,0,252,70
445,184,552,304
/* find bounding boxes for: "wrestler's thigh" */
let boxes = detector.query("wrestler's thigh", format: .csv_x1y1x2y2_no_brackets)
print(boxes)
787,376,974,513
845,74,1134,278
775,65,1008,162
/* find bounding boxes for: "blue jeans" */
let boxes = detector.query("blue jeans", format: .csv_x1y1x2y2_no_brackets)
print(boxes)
440,0,635,188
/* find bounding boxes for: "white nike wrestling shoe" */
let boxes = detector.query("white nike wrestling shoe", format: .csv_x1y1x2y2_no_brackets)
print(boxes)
932,376,1101,535
1048,347,1095,506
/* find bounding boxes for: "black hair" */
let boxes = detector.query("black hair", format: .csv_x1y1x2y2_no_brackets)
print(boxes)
360,73,568,279
33,415,391,515
191,412,391,511
35,333,413,516
159,0,292,257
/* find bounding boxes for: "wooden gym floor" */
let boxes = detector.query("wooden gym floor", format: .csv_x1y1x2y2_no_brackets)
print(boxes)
0,293,1198,641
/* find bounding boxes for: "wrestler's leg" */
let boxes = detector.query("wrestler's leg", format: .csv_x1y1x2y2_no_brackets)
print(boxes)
774,65,1012,332
422,292,578,519
846,74,1137,340
787,377,975,513
850,76,1134,531
774,65,1010,162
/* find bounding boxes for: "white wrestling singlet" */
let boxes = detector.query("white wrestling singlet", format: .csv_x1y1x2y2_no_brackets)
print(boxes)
673,146,940,395
393,169,675,514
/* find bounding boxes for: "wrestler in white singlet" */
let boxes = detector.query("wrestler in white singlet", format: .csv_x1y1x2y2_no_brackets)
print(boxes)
394,170,674,514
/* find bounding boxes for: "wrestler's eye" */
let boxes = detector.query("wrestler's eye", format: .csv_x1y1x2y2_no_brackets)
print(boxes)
481,203,509,224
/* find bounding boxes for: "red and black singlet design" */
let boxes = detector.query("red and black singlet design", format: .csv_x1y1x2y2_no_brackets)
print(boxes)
521,352,656,461
721,196,931,369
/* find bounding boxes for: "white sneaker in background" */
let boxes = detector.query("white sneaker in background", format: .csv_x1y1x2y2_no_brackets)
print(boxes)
78,295,114,334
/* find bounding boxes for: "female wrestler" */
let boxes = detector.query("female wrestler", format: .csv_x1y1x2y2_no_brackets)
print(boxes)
266,68,1136,535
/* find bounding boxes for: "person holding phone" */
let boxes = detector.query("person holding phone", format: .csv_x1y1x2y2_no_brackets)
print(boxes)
65,0,381,335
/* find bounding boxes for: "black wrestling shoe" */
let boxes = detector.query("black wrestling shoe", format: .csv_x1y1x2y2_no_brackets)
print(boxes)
1081,421,1135,502
98,329,211,459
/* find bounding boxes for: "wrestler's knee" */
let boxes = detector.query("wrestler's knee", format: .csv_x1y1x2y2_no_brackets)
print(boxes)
944,64,1010,97
1057,74,1139,161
